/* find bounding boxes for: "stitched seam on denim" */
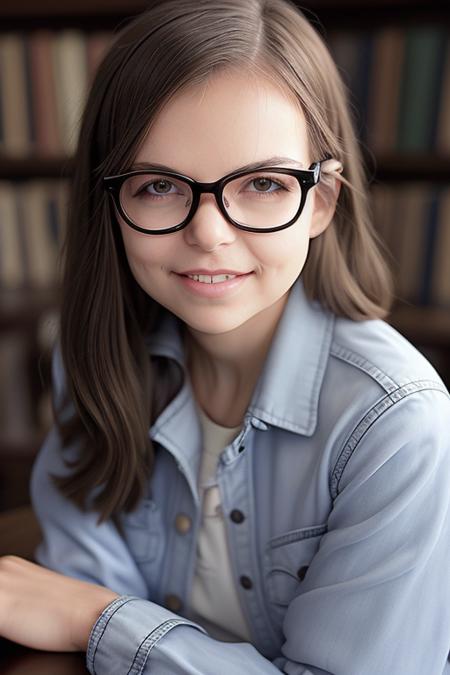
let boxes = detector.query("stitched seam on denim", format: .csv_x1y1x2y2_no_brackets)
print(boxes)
126,619,198,675
330,342,398,393
269,524,328,550
87,595,137,675
330,381,449,500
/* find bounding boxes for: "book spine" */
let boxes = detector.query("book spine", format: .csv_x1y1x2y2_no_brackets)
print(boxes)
21,181,55,288
419,188,441,305
397,26,448,152
29,30,61,156
430,188,450,307
435,38,450,154
0,34,30,157
366,27,405,154
0,182,25,288
52,30,88,155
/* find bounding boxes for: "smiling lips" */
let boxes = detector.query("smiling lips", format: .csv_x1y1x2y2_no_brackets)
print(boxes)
177,268,251,285
178,268,248,275
175,269,253,296
187,273,236,284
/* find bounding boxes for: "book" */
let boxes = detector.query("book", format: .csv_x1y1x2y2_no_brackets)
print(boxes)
397,26,448,152
419,187,441,305
29,31,61,156
0,182,24,288
366,26,405,154
13,185,31,288
20,181,56,288
370,182,432,305
430,187,450,307
393,183,430,304
327,30,373,140
435,37,450,154
23,35,36,152
52,30,88,155
0,34,30,157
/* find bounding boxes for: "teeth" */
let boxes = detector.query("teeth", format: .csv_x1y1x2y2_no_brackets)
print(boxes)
187,273,236,284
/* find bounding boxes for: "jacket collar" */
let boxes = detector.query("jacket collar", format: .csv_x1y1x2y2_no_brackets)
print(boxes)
145,275,334,437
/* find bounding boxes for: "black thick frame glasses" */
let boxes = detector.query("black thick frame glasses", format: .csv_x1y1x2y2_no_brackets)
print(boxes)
103,160,324,235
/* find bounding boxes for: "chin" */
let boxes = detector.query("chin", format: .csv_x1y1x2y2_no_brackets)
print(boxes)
183,314,249,336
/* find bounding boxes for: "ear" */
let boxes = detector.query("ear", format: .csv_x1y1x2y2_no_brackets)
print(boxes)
309,175,341,239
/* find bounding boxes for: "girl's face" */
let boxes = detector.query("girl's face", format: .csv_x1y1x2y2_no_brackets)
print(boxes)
118,70,334,336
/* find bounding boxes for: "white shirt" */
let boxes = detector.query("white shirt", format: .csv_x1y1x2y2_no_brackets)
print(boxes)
187,403,252,642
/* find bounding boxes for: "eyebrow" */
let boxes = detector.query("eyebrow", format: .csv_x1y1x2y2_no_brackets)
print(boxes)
130,156,306,174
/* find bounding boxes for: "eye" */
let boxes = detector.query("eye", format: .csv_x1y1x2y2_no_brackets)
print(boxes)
135,179,178,197
249,176,284,192
239,173,293,196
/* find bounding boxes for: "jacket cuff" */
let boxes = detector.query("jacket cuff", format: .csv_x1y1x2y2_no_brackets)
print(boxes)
86,595,207,675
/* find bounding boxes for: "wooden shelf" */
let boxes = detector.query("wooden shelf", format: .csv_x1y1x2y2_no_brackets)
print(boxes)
388,303,450,348
0,156,73,180
302,0,450,16
0,0,447,16
0,287,60,330
366,153,450,184
0,0,145,15
1,153,450,182
0,0,145,30
0,433,47,458
0,1,448,30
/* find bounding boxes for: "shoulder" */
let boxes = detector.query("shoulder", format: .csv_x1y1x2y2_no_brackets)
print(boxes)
324,315,449,416
316,316,450,491
330,315,447,394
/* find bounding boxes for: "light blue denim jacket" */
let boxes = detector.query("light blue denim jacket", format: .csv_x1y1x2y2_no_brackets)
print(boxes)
31,277,450,675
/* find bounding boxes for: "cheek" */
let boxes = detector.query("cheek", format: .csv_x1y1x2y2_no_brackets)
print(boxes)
253,224,311,272
119,221,169,271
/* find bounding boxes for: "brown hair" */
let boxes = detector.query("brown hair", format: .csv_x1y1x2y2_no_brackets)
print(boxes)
53,0,393,522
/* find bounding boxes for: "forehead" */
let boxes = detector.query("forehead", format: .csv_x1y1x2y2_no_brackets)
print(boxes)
134,70,310,181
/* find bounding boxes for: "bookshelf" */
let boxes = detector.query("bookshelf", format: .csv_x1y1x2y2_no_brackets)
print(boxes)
0,0,449,510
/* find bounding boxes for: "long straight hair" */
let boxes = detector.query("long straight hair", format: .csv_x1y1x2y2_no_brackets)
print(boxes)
53,0,393,522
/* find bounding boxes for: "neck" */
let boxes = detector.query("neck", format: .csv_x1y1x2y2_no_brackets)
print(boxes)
183,292,289,426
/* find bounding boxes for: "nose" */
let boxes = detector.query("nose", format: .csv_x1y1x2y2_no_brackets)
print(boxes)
182,193,236,251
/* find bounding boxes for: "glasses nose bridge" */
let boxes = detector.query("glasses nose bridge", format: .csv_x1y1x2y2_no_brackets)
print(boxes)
191,177,226,213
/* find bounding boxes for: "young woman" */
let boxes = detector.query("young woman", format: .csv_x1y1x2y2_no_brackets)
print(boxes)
1,0,449,673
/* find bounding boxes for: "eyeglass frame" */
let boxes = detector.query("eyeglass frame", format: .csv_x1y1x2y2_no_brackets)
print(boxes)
103,160,325,235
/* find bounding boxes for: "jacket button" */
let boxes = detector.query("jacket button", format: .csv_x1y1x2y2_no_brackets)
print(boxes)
175,513,192,534
165,594,182,612
297,565,309,581
230,509,245,524
240,575,253,589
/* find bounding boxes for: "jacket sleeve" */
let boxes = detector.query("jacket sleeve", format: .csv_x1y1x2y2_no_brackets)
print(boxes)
84,386,450,675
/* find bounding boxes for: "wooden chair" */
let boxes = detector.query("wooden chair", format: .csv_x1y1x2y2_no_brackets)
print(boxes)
0,505,42,560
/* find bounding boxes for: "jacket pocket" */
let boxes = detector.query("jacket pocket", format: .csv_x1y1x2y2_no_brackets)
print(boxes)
265,524,327,606
120,498,164,563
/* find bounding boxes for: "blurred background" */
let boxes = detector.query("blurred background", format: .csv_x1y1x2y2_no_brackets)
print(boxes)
0,0,449,513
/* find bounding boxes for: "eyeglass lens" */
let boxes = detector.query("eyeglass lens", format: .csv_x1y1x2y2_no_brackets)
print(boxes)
119,171,303,230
